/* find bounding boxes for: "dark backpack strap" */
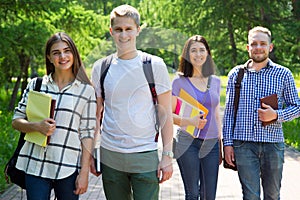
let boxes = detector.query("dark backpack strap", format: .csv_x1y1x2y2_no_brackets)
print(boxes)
142,53,160,142
100,54,114,100
142,53,156,103
207,75,212,90
35,77,43,92
233,66,246,130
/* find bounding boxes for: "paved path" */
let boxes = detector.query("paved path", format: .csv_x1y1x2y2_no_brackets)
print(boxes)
1,145,300,200
2,105,300,199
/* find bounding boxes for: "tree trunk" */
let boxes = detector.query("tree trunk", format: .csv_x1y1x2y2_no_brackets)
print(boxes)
227,20,237,66
8,51,30,111
103,0,108,15
20,55,30,98
292,0,300,20
8,76,21,111
292,0,300,57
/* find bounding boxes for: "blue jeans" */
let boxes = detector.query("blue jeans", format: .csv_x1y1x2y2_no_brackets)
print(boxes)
25,171,79,200
176,132,220,200
233,140,284,200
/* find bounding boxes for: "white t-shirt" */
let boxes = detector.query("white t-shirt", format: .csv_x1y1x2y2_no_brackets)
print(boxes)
92,51,171,153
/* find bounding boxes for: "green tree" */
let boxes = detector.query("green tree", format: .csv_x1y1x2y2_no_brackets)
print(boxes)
0,0,54,110
1,0,299,111
0,0,108,110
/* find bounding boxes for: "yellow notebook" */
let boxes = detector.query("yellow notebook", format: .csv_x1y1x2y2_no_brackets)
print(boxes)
25,91,52,147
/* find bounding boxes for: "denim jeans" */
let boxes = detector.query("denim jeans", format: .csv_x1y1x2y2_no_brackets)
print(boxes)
176,132,220,200
25,171,79,200
233,140,284,200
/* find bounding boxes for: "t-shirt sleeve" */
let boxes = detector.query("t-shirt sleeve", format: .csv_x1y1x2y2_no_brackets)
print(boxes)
151,56,171,95
91,59,103,98
171,75,182,96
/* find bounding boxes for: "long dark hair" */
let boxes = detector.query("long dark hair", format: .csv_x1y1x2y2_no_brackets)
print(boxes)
178,35,215,77
45,32,91,85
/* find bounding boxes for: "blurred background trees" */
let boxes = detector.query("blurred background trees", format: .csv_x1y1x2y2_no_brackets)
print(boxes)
0,0,299,110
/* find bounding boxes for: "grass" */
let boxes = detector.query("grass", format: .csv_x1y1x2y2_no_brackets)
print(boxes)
284,119,300,150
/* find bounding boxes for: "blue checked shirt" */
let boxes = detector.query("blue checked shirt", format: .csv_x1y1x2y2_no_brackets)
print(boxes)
223,59,300,146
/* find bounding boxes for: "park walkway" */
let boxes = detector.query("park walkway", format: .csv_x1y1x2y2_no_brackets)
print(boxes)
1,144,300,200
1,105,300,199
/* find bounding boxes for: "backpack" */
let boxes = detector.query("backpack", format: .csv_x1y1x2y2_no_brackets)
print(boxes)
4,77,43,189
99,53,160,142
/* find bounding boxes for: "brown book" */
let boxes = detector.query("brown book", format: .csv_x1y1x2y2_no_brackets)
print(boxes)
47,99,56,144
50,99,56,119
260,94,278,126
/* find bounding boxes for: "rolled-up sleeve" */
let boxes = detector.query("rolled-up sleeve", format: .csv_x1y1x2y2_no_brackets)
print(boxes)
79,87,97,140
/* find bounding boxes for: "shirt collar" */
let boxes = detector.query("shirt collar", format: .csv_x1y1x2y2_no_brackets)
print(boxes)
46,73,81,86
244,58,275,71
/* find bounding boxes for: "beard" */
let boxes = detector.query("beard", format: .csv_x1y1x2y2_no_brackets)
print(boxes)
249,53,269,63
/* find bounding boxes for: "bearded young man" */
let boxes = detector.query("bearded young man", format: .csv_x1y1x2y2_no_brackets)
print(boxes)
222,26,300,200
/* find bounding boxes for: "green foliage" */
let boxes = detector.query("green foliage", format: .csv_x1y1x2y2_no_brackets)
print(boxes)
1,0,299,193
137,27,188,68
219,76,228,107
284,118,300,151
0,109,19,193
1,0,299,105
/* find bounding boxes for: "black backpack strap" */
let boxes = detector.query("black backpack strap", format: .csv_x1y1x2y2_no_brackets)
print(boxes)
142,53,160,142
233,64,247,130
207,75,212,90
100,54,114,100
142,53,156,103
35,77,43,92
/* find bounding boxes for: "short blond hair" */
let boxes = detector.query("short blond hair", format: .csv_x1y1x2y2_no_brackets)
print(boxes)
248,26,272,43
110,5,140,27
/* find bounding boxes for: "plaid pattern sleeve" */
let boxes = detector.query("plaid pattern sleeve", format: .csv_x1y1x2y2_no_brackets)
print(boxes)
276,70,300,122
15,76,97,179
223,59,300,146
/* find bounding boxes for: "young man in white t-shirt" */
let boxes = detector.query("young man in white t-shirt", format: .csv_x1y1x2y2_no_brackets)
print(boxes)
91,4,173,200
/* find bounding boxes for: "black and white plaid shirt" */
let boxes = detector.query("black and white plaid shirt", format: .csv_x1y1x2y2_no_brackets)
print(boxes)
13,75,97,179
